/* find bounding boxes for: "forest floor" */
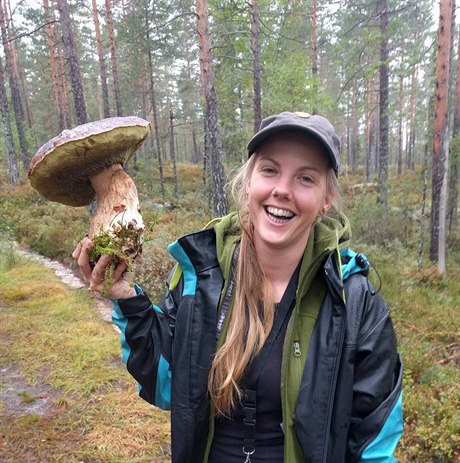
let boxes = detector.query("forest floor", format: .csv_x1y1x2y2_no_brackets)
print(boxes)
1,243,112,418
0,241,171,462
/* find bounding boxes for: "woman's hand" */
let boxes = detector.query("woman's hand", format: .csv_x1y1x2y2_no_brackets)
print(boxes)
72,237,137,299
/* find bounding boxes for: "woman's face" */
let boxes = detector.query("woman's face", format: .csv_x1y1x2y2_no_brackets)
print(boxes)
247,132,333,255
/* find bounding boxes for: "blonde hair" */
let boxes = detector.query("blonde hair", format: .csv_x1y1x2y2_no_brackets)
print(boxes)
207,150,341,416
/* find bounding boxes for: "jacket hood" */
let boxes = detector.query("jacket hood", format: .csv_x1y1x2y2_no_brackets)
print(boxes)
211,209,351,283
296,210,350,299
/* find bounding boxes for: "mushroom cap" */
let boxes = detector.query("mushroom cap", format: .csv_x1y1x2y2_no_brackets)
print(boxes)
28,116,151,207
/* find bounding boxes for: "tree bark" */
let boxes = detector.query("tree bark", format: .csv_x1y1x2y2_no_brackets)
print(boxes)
196,0,228,217
105,0,123,116
57,0,87,125
5,0,32,130
0,55,19,184
169,107,178,199
92,0,110,118
145,10,165,198
54,19,72,128
365,77,378,182
0,0,29,169
448,20,460,232
44,0,65,131
251,0,262,132
191,128,199,164
397,68,404,175
406,67,418,170
377,0,389,206
351,88,359,174
311,0,318,76
430,0,454,263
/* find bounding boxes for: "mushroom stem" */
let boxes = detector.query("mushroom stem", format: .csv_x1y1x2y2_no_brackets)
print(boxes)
87,163,144,262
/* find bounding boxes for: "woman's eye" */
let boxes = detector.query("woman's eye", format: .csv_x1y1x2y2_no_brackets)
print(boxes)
261,166,277,174
300,175,313,184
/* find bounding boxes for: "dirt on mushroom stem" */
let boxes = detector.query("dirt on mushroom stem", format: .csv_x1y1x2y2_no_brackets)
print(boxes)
87,164,144,296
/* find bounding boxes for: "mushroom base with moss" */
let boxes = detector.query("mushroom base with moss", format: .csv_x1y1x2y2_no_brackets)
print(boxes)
87,164,145,296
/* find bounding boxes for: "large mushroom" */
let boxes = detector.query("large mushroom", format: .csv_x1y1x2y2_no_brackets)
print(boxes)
28,116,151,283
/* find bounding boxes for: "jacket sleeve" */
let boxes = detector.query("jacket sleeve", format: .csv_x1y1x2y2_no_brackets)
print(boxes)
111,276,182,410
346,282,403,463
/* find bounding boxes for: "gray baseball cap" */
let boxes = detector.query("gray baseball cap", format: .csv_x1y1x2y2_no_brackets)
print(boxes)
247,111,340,175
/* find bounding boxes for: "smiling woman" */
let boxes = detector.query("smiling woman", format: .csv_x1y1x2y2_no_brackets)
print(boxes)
73,111,403,463
246,133,334,284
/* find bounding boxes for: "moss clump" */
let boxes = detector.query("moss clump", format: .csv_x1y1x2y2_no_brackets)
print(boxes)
87,223,143,296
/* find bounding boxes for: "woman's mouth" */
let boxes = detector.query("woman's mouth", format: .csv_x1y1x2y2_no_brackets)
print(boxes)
265,206,295,223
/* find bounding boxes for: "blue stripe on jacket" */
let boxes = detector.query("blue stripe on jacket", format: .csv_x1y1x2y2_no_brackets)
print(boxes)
112,300,130,364
358,392,403,463
111,285,172,409
168,240,197,296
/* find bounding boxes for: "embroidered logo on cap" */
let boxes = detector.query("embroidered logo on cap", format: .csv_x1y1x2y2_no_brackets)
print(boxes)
294,111,311,118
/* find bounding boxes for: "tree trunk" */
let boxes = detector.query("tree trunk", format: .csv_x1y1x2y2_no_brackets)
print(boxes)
55,21,72,128
5,0,32,130
448,21,460,232
365,77,378,182
418,144,429,270
377,0,389,206
397,69,404,175
351,89,359,174
0,0,29,170
191,128,199,164
44,0,65,131
0,55,19,185
57,0,87,125
145,11,165,198
406,67,418,170
169,107,178,199
92,0,110,118
196,0,228,217
251,0,262,132
430,0,454,263
311,0,318,76
105,0,123,116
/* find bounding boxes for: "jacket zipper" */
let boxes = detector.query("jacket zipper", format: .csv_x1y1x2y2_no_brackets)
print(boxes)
293,340,301,357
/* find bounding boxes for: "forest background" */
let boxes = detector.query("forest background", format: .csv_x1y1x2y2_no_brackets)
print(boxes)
0,0,459,462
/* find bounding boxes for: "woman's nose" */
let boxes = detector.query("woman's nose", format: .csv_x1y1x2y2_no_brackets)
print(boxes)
272,178,292,198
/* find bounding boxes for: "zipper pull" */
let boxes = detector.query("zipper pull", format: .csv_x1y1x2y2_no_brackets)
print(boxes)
293,341,301,357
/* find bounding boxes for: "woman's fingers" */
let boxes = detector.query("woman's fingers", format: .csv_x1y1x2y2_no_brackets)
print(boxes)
72,237,136,298
112,261,128,282
71,236,87,260
76,238,93,282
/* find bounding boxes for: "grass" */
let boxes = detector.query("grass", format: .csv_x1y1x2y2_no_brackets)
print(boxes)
0,163,459,462
0,245,170,462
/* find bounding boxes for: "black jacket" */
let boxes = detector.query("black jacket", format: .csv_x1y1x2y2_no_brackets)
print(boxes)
112,226,403,463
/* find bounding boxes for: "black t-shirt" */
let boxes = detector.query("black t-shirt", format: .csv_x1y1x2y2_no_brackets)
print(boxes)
208,314,287,462
209,264,299,463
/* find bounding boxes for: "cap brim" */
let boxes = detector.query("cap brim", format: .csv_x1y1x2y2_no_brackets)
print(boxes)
247,124,338,173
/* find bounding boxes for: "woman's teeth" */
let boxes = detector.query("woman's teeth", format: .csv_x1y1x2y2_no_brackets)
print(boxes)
266,206,294,222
